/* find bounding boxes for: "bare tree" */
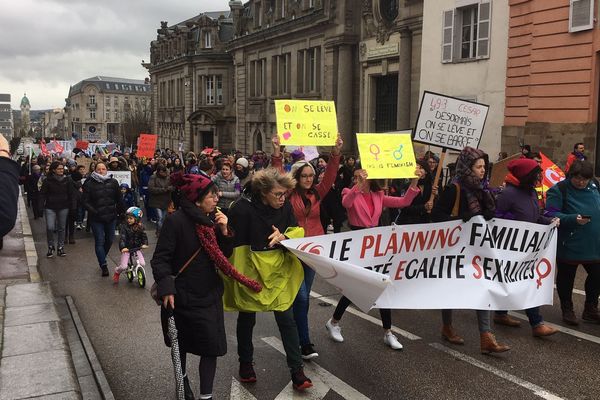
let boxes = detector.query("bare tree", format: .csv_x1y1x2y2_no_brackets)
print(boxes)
120,103,151,148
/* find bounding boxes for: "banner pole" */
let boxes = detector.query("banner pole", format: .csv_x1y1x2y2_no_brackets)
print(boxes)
429,148,447,205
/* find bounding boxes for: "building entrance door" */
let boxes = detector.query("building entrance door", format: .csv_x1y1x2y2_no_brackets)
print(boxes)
375,74,398,132
201,130,214,149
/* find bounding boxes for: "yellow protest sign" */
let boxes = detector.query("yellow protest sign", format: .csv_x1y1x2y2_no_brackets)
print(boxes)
275,100,337,146
356,132,417,179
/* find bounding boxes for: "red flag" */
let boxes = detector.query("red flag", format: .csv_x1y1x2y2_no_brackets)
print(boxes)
536,152,566,202
40,139,49,156
53,139,64,153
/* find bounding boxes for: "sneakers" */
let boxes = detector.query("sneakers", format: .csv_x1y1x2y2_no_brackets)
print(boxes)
100,264,109,277
57,247,66,257
383,331,403,350
301,343,319,360
113,272,120,284
75,223,83,231
291,368,313,391
325,318,344,342
239,362,257,383
46,246,55,258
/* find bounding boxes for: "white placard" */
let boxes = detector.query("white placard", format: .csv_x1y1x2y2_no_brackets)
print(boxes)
413,91,489,151
110,171,131,187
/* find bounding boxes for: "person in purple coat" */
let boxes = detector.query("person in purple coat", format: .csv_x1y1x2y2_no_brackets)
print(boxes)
494,158,559,337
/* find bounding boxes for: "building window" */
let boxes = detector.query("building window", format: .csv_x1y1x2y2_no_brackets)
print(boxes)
206,76,215,105
89,95,96,105
272,54,290,95
114,110,119,121
113,96,119,107
90,110,96,119
442,0,491,63
279,0,285,19
298,47,321,93
105,97,110,106
216,76,223,105
105,109,110,120
250,59,266,97
255,2,262,27
204,31,212,48
308,0,314,8
380,0,399,22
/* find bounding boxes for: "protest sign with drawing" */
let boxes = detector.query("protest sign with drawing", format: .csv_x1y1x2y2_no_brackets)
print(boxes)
413,91,489,151
283,216,557,311
356,132,417,179
275,100,337,146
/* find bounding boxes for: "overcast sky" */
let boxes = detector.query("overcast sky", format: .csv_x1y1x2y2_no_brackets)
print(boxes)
0,0,231,111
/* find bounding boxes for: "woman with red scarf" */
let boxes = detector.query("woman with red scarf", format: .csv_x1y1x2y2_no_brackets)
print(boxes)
151,174,261,400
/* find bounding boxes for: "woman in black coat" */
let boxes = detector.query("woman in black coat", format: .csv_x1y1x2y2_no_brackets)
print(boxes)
40,161,75,258
390,158,437,225
82,162,122,276
152,173,260,400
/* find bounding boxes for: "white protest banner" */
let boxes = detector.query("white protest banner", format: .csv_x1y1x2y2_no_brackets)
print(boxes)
110,171,131,187
413,91,489,151
283,216,557,310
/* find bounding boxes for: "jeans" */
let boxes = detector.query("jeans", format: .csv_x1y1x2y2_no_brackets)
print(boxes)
76,205,86,225
495,308,543,327
154,208,167,231
237,308,303,373
91,220,117,268
442,309,491,333
293,263,316,345
45,208,69,248
556,262,600,306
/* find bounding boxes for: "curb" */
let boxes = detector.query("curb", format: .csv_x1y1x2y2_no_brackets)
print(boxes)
66,296,115,400
18,194,41,283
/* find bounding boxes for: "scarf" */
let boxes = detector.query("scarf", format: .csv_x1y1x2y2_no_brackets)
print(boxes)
453,147,495,214
90,172,111,182
179,197,261,292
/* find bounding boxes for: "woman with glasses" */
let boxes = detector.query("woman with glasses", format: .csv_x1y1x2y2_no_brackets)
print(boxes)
325,167,422,351
270,134,343,361
226,168,313,392
40,161,75,258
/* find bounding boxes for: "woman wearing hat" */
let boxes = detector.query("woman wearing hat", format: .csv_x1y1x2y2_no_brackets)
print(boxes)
270,134,342,360
152,173,261,400
431,146,510,354
494,158,558,337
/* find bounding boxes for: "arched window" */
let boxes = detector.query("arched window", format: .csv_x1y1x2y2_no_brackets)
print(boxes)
380,0,398,22
254,129,263,151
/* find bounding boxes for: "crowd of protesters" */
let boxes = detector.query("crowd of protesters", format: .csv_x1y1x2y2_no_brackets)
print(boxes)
11,137,600,399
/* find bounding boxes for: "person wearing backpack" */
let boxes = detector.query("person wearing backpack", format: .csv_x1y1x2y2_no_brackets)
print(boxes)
545,160,600,325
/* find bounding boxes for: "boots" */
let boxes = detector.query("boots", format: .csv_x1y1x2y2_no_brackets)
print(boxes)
480,332,510,354
441,324,464,345
561,301,579,326
493,313,522,327
582,302,600,323
183,375,194,400
532,324,558,337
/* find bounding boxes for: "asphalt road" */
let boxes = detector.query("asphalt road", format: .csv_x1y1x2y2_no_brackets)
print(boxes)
30,215,600,400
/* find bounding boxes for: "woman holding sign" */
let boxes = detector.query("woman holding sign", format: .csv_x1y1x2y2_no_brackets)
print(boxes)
271,134,342,360
325,167,422,351
431,147,510,354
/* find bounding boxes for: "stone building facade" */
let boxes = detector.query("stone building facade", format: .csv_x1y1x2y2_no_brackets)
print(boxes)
502,0,600,171
146,11,236,152
66,76,151,142
147,0,424,155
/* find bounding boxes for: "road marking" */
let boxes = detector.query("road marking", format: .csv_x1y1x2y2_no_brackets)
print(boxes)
508,311,600,345
262,336,371,400
230,378,258,400
429,343,565,400
310,291,422,340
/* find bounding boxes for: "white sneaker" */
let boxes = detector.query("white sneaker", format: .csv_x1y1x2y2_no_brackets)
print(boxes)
325,318,344,342
384,332,403,350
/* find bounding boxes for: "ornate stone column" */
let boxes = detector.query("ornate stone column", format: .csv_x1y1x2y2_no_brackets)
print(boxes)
397,28,412,130
337,44,353,150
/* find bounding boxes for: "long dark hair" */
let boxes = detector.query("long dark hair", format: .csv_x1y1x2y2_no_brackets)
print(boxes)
293,164,320,213
49,161,62,176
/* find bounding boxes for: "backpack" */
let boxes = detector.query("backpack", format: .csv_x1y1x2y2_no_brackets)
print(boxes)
556,178,600,211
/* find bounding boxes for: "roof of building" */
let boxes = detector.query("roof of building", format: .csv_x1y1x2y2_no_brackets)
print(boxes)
20,94,30,107
69,76,151,97
171,10,232,28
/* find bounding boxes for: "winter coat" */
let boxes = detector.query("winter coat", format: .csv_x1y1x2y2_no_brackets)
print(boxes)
148,173,172,209
391,177,434,225
271,153,340,236
118,223,148,251
545,178,600,263
211,172,241,209
431,183,495,222
40,175,75,211
151,200,233,356
82,176,122,223
495,184,552,224
25,173,41,197
342,184,420,228
139,165,153,194
225,194,304,311
0,157,19,237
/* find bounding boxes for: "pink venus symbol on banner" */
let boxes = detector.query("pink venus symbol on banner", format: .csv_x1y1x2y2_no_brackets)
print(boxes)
370,144,381,161
536,258,552,289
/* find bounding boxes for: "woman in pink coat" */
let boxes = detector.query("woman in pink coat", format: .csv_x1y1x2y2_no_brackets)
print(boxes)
325,168,422,351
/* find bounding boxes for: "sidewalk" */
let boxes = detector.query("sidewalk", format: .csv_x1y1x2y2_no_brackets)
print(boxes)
0,195,102,399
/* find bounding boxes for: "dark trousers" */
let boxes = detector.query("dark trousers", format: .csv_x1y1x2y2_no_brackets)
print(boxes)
90,220,116,268
65,210,76,242
237,308,302,373
556,262,600,306
333,296,392,329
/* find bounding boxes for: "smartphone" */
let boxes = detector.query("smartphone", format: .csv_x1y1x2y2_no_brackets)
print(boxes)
581,215,592,220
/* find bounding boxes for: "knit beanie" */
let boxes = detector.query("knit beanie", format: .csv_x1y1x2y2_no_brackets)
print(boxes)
507,158,539,180
290,160,315,179
236,157,249,168
173,173,215,203
291,149,305,163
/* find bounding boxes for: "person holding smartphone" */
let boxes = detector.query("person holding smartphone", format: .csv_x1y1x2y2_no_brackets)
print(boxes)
545,160,600,325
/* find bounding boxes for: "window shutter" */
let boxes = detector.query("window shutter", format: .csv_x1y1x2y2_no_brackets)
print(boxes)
476,0,491,59
569,0,594,33
442,9,454,63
